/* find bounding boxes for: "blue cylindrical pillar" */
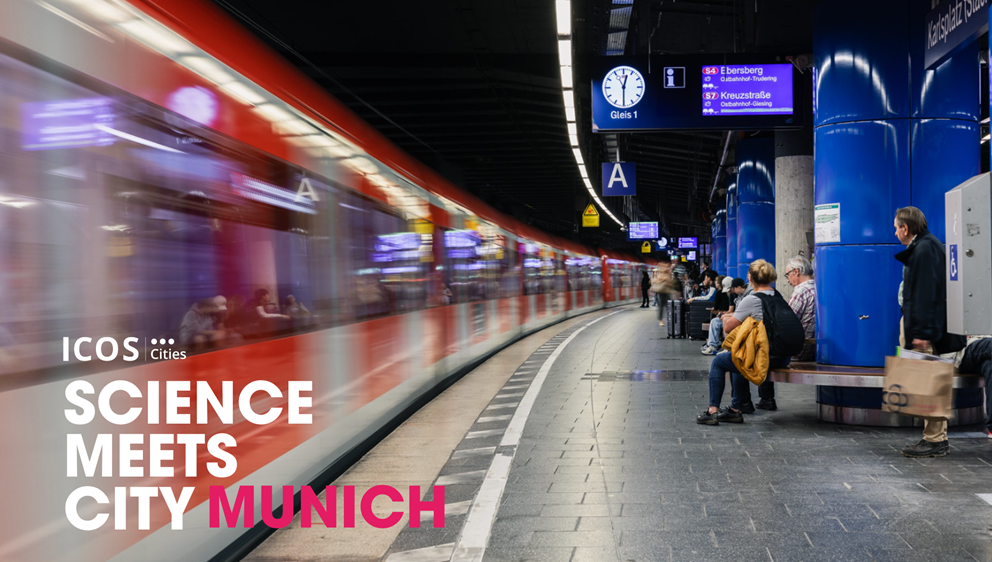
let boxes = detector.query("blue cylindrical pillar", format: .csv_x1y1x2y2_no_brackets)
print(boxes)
813,0,979,367
726,183,738,277
713,209,727,275
736,137,776,280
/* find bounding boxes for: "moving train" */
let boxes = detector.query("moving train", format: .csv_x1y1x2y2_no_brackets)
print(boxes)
0,1,657,560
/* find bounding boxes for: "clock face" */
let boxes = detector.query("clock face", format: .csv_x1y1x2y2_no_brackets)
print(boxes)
602,66,645,109
658,237,668,248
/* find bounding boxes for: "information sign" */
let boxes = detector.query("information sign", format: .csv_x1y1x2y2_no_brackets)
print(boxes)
592,55,804,132
678,237,697,249
627,222,659,240
602,162,636,196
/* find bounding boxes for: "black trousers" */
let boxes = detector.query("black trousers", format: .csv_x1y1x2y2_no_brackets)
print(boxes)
957,337,992,431
641,288,650,306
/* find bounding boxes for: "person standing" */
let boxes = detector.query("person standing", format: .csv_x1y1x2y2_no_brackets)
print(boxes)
640,270,651,308
893,206,966,458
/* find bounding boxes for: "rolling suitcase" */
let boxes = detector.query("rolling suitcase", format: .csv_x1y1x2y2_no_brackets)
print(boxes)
688,300,713,340
667,300,686,339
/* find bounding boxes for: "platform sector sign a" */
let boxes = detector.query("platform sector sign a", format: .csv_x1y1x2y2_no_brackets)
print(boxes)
602,162,636,196
591,55,803,132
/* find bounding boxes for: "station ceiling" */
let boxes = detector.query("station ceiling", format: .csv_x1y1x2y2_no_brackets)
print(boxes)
211,0,813,247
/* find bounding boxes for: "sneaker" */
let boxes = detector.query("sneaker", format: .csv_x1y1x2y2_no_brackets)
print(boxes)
716,407,744,423
755,398,777,411
700,345,718,355
987,430,992,439
738,402,756,415
696,410,720,425
900,439,949,458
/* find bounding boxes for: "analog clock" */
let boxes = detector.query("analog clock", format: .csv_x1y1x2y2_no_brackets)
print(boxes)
602,66,645,109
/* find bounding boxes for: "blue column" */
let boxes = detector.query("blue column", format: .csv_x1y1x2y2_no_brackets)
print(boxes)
813,0,979,367
713,209,727,275
726,183,738,277
736,137,776,280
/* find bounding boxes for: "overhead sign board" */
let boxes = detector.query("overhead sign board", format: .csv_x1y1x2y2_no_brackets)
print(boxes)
582,203,600,227
602,162,636,196
924,0,988,70
591,55,804,132
678,237,698,249
627,222,659,240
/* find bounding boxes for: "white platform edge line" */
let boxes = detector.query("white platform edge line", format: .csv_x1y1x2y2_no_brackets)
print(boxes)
449,309,624,562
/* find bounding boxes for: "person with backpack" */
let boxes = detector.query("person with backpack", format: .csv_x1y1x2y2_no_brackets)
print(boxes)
697,260,805,425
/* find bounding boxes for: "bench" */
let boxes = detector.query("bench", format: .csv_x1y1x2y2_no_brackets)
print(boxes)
766,362,985,427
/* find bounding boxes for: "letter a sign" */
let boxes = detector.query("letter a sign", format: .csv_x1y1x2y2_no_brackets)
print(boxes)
602,162,636,196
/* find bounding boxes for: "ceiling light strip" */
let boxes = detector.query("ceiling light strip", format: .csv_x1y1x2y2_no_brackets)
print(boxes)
554,0,622,228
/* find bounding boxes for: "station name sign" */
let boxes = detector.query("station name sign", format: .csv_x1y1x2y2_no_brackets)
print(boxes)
924,0,988,69
591,55,805,132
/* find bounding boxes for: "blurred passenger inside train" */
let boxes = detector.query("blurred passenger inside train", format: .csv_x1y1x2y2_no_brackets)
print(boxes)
785,256,817,362
179,296,235,350
282,295,311,318
225,294,247,331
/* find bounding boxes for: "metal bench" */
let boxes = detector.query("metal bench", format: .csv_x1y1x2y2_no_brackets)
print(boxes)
767,362,985,427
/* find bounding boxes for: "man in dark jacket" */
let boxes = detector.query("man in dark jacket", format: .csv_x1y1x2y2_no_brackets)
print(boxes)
893,206,966,458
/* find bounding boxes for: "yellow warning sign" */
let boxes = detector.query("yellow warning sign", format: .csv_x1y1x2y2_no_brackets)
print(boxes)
641,241,651,253
582,204,599,228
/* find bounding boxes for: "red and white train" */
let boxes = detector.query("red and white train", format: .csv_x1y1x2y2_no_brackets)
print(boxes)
0,1,655,560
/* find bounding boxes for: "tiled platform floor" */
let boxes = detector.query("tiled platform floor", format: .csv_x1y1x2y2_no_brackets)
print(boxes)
253,305,992,562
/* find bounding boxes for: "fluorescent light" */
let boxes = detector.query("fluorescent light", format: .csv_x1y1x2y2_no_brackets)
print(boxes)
287,135,338,147
560,65,573,88
93,124,184,153
583,178,592,189
558,39,572,66
565,107,576,121
569,134,579,146
180,56,233,84
556,0,571,35
345,157,379,175
562,90,574,108
983,134,990,143
274,119,317,136
572,148,584,164
579,167,588,178
219,81,266,105
63,0,130,23
254,104,295,122
567,123,577,135
118,20,193,55
983,118,990,124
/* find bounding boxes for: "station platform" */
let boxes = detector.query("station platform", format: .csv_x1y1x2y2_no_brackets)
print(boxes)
244,306,992,562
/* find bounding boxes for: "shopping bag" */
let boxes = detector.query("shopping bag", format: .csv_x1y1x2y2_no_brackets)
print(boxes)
882,356,953,419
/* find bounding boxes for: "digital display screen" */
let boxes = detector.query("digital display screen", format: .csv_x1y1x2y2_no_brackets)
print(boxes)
678,237,698,249
627,222,659,240
688,251,697,261
591,55,804,132
701,64,793,116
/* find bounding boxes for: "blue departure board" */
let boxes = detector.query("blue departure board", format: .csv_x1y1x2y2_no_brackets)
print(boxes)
627,222,659,240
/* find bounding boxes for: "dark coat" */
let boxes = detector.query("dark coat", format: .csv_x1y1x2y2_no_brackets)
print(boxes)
894,229,966,354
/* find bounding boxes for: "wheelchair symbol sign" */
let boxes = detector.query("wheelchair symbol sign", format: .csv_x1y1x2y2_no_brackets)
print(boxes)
949,245,958,281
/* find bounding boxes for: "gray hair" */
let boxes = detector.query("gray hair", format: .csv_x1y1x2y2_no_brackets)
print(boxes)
786,255,814,277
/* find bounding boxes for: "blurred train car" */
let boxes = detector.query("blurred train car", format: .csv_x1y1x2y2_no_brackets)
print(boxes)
0,1,653,561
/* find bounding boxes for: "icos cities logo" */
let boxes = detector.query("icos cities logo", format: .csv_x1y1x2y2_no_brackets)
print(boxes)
63,337,187,362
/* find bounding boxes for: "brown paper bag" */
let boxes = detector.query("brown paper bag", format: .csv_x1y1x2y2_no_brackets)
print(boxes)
882,356,953,419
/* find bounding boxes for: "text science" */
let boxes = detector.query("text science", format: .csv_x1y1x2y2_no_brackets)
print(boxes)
701,64,793,116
